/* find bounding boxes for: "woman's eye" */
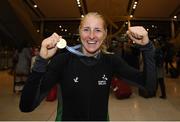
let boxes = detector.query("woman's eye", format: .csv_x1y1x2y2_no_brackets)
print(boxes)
95,29,101,32
83,28,89,32
95,29,102,33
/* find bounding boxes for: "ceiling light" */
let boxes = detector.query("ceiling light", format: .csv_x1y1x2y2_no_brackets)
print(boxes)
77,1,80,5
134,1,138,4
33,4,38,8
130,15,133,18
173,16,177,19
81,15,84,18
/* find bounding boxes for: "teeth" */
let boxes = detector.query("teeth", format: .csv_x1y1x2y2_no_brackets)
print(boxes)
88,41,96,44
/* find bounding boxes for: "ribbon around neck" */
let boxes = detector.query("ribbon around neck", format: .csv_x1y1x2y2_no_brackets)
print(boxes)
66,44,85,56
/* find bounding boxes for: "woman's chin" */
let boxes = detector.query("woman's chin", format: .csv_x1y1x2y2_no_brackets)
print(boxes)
87,47,98,53
83,45,100,56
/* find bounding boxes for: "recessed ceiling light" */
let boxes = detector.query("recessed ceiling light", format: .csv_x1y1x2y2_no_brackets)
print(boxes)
33,4,38,8
173,16,177,19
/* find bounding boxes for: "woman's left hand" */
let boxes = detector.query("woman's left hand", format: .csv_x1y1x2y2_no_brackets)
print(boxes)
126,26,149,46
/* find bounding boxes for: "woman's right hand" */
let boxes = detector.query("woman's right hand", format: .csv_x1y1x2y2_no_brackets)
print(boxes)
40,33,61,59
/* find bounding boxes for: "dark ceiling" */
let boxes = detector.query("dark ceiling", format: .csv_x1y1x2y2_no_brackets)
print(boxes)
0,0,179,48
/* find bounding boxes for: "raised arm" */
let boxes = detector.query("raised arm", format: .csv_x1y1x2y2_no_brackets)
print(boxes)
19,33,64,112
113,26,156,96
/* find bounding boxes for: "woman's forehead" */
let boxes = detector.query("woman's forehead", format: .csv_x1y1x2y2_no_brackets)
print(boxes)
81,15,104,27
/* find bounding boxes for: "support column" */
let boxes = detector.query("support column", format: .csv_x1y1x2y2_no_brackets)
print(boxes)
40,20,44,44
171,19,175,39
128,20,131,29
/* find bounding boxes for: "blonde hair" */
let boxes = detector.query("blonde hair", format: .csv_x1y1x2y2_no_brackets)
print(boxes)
79,12,107,30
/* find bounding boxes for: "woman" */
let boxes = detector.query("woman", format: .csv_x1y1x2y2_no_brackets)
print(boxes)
154,41,166,99
19,12,156,121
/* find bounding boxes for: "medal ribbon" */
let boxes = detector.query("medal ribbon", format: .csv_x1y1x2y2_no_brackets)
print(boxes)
66,44,85,56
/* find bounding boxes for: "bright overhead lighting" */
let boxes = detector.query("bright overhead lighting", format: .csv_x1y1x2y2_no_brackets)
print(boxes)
130,15,133,18
33,4,38,8
81,15,84,18
173,16,177,19
76,0,81,5
134,1,138,4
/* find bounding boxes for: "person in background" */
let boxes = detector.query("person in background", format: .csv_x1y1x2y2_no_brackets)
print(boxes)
164,42,175,74
31,47,40,70
154,41,166,99
19,12,156,121
176,48,180,75
10,48,18,75
15,43,31,92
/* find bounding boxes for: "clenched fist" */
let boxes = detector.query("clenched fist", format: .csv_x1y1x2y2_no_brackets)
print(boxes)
126,26,149,45
40,33,61,59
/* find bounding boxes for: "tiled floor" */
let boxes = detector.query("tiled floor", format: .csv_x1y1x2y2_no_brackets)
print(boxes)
0,70,180,121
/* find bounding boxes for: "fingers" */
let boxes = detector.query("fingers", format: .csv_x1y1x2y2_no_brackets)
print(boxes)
128,27,144,39
40,33,61,59
42,33,62,49
50,33,61,47
126,26,149,45
126,31,137,43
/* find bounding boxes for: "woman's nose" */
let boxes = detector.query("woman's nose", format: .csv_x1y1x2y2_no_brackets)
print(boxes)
89,31,95,39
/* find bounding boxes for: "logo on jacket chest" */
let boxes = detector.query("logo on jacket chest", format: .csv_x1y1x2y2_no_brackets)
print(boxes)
73,77,79,83
98,74,108,85
72,74,108,86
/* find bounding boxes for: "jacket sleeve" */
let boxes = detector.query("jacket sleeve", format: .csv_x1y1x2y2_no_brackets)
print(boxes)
113,41,156,93
19,54,64,112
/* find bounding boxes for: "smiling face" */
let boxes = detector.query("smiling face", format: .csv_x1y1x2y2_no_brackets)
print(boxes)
79,12,107,56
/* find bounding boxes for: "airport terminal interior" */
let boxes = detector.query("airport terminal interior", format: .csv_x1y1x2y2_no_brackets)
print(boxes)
0,0,180,121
